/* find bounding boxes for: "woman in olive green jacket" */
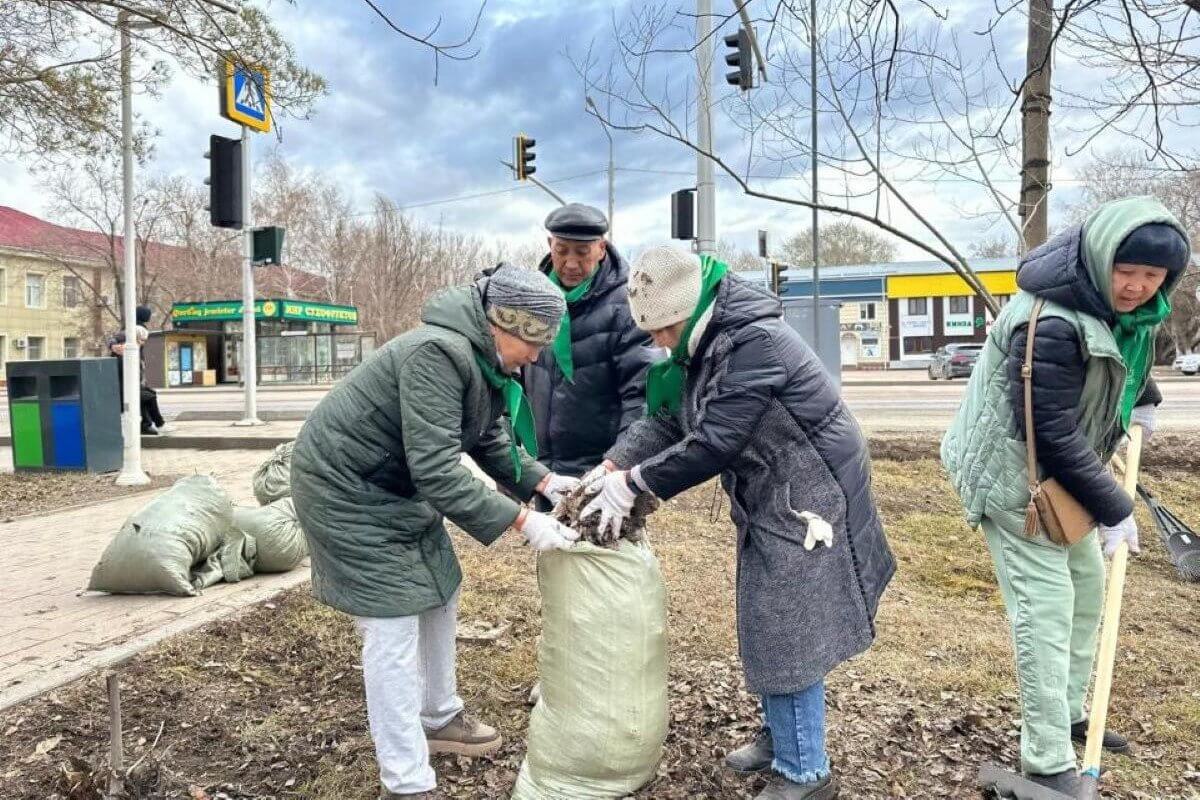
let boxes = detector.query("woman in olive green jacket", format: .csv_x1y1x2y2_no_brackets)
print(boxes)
293,266,582,799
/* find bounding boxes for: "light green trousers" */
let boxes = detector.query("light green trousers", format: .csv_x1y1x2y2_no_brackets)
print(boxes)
981,518,1105,775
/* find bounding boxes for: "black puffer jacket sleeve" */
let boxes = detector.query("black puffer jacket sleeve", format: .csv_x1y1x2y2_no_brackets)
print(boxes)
1007,318,1133,526
637,328,787,500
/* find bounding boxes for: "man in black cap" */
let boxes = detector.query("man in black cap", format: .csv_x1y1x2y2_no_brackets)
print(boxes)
522,202,657,481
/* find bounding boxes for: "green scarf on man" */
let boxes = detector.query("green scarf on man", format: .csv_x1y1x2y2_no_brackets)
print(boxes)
548,270,595,382
1113,290,1171,429
644,255,729,417
473,353,538,481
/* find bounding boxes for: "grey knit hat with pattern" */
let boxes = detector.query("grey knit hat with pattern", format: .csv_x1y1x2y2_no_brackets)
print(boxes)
485,264,566,345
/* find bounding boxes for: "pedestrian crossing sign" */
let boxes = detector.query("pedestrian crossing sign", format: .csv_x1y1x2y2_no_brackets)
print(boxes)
220,60,271,133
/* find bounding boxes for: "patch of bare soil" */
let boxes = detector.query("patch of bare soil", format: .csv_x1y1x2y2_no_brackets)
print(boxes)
1,461,1199,799
0,471,180,520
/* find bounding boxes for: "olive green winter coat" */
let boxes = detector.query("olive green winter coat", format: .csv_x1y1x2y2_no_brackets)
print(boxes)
291,281,548,618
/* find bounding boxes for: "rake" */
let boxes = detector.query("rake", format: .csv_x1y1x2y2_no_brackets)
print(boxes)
1135,483,1200,581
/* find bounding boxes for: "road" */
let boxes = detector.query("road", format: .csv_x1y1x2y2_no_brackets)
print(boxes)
157,374,1200,433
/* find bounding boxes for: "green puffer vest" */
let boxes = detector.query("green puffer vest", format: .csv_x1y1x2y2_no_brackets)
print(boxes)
940,291,1125,534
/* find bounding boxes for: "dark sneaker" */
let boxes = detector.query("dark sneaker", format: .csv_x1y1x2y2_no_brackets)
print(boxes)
141,427,159,436
755,772,840,799
725,727,773,773
425,711,501,757
1024,768,1081,794
1071,718,1131,754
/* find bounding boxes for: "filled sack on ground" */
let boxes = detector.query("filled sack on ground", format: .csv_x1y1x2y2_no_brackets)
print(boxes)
513,540,669,800
87,475,234,597
252,441,294,505
232,497,306,573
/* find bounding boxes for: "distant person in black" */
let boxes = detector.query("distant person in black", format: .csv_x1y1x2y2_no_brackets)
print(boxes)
108,305,169,436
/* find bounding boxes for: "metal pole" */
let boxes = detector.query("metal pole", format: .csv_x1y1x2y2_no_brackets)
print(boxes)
500,160,568,205
810,0,820,354
696,0,716,255
236,124,261,426
115,14,149,487
607,131,615,243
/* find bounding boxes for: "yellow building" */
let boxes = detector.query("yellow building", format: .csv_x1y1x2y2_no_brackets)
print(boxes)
0,207,110,375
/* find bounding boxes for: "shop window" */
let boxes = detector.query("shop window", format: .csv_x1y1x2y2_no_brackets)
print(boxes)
905,336,933,354
948,296,970,314
907,297,927,316
63,337,80,358
859,303,877,320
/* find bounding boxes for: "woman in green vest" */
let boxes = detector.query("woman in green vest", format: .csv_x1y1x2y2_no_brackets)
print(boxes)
942,196,1191,794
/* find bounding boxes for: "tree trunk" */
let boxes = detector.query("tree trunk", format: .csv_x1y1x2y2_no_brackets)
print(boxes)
1019,0,1054,253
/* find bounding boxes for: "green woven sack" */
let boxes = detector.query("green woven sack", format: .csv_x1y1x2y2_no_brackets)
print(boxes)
513,540,668,800
252,441,294,505
232,498,307,573
87,475,234,596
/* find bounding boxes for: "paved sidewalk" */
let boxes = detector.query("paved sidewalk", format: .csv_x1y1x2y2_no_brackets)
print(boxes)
0,448,310,712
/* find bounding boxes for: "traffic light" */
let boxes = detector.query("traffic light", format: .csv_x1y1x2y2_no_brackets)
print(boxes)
725,28,753,91
252,226,286,266
770,261,789,295
205,134,243,229
514,133,536,180
671,189,695,241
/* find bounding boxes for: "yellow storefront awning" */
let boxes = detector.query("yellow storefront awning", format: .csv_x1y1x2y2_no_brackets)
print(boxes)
887,270,1016,299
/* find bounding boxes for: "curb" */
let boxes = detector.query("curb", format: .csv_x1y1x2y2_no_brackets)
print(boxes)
172,410,309,422
0,435,291,451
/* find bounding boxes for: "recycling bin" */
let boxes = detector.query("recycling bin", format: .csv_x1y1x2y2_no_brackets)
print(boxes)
6,359,122,473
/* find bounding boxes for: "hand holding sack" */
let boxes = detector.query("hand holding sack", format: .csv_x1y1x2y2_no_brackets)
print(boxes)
519,510,581,552
580,470,638,543
1100,514,1140,559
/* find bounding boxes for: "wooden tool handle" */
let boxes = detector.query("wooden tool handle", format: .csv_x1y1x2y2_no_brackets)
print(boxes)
1082,424,1143,776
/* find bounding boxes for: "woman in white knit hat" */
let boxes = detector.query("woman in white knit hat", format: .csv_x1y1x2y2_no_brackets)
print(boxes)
582,245,895,800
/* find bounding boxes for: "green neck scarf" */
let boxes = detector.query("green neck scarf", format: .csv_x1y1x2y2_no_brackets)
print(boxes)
473,353,538,481
1112,290,1171,430
549,269,596,382
645,255,729,417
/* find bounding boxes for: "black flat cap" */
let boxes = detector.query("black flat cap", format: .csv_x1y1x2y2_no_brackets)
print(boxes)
545,202,608,241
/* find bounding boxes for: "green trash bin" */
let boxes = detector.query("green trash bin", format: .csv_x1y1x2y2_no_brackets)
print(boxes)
6,359,122,473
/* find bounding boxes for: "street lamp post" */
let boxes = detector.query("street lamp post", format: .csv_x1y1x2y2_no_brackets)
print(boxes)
115,11,157,487
585,96,615,242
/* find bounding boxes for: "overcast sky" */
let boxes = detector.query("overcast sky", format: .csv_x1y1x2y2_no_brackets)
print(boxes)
0,0,1193,264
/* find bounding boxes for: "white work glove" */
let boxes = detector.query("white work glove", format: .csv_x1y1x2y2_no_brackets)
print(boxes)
580,470,638,543
1129,405,1156,441
537,473,581,509
580,460,616,489
1099,514,1140,559
519,510,580,552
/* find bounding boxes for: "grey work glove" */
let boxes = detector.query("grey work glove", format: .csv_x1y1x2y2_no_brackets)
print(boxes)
1129,405,1156,441
1099,514,1140,559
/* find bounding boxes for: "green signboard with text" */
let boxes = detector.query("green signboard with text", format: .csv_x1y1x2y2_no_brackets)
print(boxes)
171,299,358,327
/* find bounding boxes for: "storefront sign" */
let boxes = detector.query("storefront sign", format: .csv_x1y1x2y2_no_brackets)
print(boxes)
900,317,932,337
944,318,973,336
281,300,359,325
840,321,882,333
172,299,359,327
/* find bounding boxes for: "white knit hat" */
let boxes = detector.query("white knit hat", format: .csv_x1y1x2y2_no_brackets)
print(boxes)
627,245,702,331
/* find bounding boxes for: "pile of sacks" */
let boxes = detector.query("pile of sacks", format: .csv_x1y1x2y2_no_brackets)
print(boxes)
87,443,306,596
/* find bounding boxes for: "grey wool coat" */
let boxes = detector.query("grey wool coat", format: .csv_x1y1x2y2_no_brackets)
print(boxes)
608,273,895,695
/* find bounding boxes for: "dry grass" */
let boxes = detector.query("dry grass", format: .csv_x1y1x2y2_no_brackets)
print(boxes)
2,458,1199,799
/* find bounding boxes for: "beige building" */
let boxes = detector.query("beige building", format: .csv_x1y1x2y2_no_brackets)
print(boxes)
0,236,105,376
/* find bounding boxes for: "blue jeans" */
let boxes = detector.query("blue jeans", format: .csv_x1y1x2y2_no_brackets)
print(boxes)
762,679,831,784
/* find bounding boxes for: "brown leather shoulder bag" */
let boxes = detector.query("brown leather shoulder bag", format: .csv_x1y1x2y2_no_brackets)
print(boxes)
1021,298,1096,545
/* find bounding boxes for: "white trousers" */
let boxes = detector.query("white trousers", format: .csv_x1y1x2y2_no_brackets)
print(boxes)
354,589,464,794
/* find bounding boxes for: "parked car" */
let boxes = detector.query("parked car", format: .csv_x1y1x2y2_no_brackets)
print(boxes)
928,343,984,380
1178,353,1200,376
